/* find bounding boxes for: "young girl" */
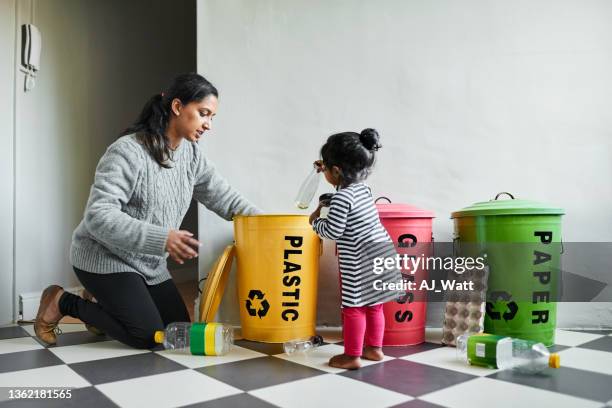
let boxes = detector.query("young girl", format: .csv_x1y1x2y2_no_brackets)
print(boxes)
310,128,402,370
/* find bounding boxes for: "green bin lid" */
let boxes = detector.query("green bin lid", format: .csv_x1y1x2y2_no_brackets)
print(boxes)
451,192,565,218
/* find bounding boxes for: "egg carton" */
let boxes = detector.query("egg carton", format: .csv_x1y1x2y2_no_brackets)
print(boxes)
441,264,489,346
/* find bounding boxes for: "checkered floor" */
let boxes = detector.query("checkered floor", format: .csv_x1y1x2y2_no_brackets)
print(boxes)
0,325,611,408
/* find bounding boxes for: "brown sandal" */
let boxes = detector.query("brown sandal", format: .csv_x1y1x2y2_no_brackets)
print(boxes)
34,285,64,345
81,289,105,336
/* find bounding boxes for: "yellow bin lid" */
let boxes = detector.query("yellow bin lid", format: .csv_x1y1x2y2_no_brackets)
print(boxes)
199,245,235,322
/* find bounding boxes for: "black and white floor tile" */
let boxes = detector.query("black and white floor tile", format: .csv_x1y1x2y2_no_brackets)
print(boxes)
0,324,610,408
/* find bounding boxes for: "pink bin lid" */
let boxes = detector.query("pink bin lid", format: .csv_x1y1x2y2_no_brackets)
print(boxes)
375,197,435,219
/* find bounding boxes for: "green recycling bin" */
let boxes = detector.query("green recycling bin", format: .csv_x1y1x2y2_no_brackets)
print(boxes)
451,192,564,346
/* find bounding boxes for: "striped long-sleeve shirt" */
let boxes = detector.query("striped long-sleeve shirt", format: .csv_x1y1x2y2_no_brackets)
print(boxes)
313,183,402,307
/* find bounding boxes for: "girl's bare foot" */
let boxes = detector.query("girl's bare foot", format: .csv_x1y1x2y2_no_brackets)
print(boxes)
362,346,384,361
329,353,361,370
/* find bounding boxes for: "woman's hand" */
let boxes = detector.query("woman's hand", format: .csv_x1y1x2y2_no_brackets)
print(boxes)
165,230,201,264
309,204,323,225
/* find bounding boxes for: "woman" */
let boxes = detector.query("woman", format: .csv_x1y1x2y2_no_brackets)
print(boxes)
35,73,260,348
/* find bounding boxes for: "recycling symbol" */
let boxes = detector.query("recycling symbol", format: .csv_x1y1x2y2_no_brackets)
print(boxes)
486,291,519,321
245,289,270,318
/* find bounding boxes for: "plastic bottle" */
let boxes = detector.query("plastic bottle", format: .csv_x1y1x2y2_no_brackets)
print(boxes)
456,333,560,373
295,168,321,209
318,193,334,218
154,322,233,356
283,335,324,355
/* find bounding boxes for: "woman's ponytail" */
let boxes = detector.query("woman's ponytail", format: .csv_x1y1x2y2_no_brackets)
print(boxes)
121,93,172,168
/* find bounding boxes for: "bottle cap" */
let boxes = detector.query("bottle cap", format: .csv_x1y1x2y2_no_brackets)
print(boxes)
312,334,324,346
548,353,560,368
154,331,164,344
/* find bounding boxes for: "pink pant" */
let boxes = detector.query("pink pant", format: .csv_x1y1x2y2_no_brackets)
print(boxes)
342,304,385,356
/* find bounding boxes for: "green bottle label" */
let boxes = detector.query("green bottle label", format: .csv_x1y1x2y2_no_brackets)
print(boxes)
467,334,508,368
189,323,207,355
189,322,223,355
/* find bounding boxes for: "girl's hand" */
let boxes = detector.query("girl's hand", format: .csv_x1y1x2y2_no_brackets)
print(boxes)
166,230,201,264
309,204,323,225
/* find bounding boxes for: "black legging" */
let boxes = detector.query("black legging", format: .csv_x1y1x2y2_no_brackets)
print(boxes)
58,267,190,349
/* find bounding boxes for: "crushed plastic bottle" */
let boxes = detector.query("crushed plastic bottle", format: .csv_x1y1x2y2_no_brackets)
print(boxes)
154,322,233,356
295,167,321,209
457,333,560,373
283,335,324,355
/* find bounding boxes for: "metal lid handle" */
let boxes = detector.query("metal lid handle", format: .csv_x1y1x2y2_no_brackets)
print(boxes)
494,192,515,200
375,196,392,204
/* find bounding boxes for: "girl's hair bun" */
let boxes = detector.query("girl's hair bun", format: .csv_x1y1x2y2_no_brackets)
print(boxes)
359,128,381,151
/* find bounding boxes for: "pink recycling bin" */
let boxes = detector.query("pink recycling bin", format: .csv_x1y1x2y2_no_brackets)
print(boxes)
375,197,435,346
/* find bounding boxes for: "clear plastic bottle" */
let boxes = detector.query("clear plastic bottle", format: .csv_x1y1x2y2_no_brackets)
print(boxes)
154,322,233,356
295,168,321,209
456,333,560,373
283,335,324,355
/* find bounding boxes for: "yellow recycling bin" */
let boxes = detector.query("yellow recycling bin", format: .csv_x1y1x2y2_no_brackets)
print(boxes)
234,215,321,343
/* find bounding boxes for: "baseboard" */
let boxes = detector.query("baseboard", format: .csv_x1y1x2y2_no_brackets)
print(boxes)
19,286,83,322
555,302,612,329
17,288,611,329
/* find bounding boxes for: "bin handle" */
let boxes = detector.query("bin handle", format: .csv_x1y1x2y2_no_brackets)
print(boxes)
494,192,515,200
452,236,460,257
560,237,564,254
431,234,435,258
375,196,392,204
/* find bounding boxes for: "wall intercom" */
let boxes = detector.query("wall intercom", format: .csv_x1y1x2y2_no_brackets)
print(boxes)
20,24,42,91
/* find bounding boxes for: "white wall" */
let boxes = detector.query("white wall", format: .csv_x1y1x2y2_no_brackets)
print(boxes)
0,0,16,324
197,0,612,328
5,0,195,324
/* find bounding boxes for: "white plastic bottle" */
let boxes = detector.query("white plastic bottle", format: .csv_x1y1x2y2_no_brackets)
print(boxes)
154,322,233,356
456,333,560,373
283,335,324,355
295,168,321,209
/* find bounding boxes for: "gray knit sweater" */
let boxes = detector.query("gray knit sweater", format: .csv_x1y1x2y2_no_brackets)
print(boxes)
70,134,260,285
